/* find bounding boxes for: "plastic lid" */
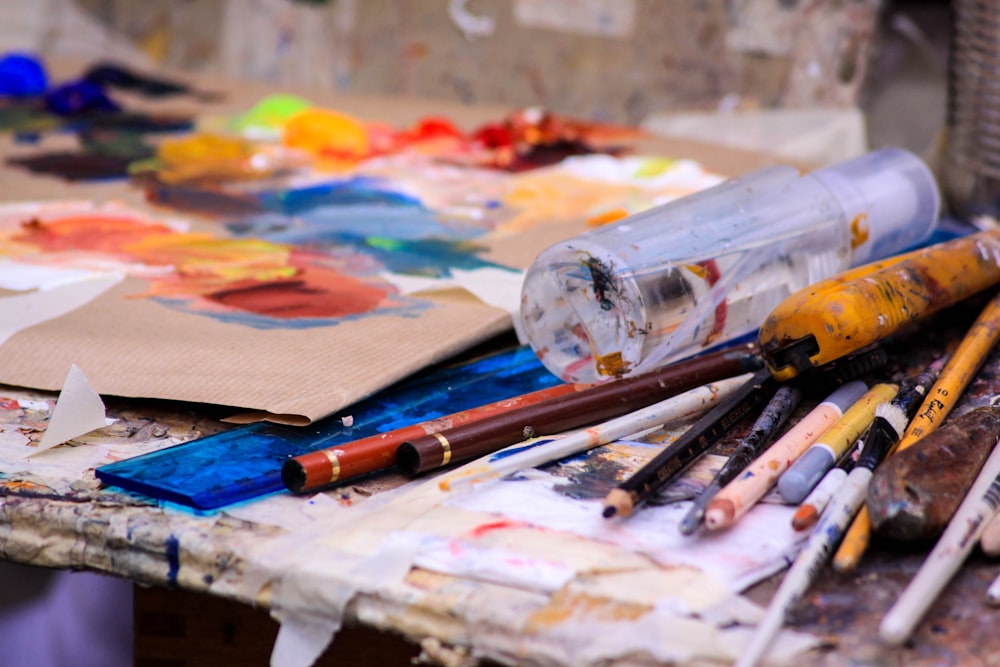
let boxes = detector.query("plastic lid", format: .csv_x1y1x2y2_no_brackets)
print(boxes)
811,147,941,264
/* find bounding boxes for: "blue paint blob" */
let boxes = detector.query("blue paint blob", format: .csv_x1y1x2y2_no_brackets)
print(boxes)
0,52,48,97
254,177,421,215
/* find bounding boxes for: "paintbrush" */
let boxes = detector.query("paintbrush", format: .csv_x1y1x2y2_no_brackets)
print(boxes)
835,289,1000,573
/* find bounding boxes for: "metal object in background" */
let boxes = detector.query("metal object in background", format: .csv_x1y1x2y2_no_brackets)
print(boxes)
943,0,1000,218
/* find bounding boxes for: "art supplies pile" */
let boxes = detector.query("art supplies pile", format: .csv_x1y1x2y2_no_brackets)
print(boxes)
6,54,1000,667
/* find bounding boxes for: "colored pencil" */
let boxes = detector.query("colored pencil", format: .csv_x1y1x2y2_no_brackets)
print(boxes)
395,343,763,475
791,364,940,533
790,448,856,531
679,382,803,535
879,437,1000,645
735,373,933,667
776,383,898,505
834,290,1000,572
439,374,751,491
703,380,867,532
601,367,779,519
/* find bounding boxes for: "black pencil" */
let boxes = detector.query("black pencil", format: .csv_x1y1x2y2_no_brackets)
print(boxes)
602,367,779,519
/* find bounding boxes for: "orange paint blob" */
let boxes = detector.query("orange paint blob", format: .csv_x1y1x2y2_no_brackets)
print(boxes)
283,108,370,165
586,208,629,227
206,258,390,319
16,215,177,256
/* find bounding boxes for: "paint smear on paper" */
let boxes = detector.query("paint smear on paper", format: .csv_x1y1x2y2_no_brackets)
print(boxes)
0,205,420,328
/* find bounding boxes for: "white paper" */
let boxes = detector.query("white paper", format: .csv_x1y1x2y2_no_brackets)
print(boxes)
34,365,108,455
0,273,123,347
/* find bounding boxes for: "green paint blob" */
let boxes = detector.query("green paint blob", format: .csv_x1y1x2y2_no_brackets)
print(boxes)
232,94,313,135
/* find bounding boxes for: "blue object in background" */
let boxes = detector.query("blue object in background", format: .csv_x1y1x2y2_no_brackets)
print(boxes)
96,345,562,509
0,52,48,97
45,79,121,116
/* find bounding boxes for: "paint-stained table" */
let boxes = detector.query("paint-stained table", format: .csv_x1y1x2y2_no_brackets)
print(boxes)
4,323,1000,667
2,62,1000,667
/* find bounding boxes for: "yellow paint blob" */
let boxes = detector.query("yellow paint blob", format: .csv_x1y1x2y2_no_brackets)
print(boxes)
527,590,650,631
158,134,253,166
595,351,630,377
154,134,260,183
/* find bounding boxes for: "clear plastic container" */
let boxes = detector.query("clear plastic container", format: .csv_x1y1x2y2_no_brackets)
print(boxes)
519,148,941,384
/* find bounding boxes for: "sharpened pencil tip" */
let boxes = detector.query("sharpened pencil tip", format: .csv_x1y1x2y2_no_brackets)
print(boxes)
791,505,818,531
602,488,633,519
703,498,735,530
679,506,704,535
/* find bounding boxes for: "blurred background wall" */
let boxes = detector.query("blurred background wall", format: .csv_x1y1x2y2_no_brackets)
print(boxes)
1,0,883,122
0,0,952,166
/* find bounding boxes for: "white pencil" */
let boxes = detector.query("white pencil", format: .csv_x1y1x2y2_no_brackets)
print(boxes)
734,395,915,667
438,374,752,492
735,463,871,667
790,454,854,531
879,438,1000,646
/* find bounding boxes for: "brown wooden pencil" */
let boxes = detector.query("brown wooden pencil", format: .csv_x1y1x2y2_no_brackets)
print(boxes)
396,342,763,475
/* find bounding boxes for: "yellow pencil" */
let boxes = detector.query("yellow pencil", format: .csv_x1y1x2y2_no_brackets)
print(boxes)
833,288,1000,572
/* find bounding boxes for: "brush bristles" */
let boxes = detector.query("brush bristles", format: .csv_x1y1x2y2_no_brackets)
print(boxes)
874,401,909,437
